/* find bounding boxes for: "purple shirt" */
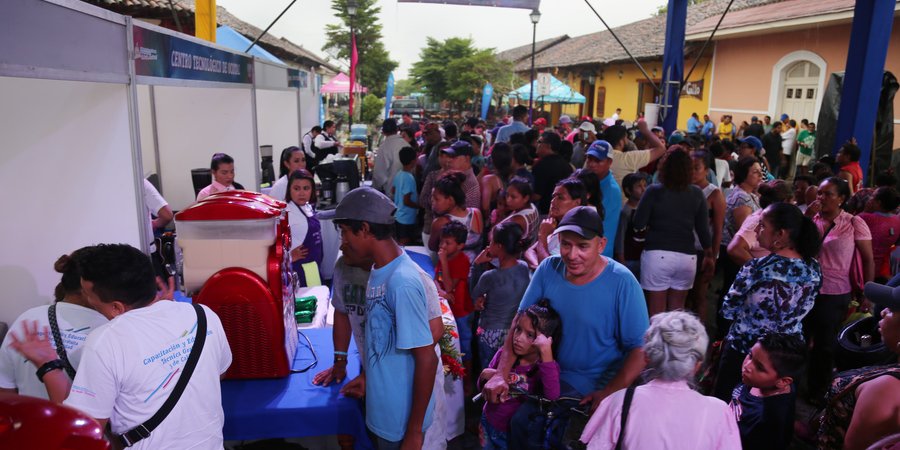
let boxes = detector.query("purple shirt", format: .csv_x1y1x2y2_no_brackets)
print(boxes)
481,347,560,432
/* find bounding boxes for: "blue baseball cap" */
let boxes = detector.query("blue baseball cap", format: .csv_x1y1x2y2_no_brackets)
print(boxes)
585,140,614,161
739,136,762,151
780,113,789,121
668,131,685,146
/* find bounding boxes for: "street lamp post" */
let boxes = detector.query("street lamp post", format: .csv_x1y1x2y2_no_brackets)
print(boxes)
347,0,358,129
528,9,541,126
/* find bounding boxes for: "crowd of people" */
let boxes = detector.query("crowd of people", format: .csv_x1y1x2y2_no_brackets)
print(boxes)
2,103,900,450
347,105,900,449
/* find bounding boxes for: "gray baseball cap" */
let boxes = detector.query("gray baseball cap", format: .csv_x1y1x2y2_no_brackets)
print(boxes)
316,186,396,224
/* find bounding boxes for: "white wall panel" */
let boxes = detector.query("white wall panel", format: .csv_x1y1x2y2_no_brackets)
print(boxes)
153,85,255,211
0,76,140,325
256,89,300,166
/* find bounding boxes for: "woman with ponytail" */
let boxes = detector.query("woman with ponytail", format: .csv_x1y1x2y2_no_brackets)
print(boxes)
471,221,532,370
0,247,108,399
712,202,823,401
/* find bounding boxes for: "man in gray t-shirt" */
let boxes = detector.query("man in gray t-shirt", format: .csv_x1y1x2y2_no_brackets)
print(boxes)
314,254,443,372
329,255,371,364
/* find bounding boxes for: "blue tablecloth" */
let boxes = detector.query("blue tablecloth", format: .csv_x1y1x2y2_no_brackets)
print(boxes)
406,249,435,274
221,328,372,448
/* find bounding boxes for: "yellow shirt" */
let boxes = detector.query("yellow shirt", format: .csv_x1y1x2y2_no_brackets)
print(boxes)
718,122,735,141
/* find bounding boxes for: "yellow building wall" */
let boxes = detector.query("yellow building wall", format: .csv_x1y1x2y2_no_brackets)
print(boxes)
527,57,713,132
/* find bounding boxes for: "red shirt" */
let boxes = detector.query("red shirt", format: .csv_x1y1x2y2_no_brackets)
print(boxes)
435,251,473,318
841,162,864,192
859,212,900,278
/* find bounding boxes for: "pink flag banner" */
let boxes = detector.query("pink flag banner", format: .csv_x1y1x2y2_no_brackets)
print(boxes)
348,34,359,119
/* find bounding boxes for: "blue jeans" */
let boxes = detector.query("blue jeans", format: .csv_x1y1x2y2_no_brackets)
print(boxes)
456,314,472,361
481,414,508,449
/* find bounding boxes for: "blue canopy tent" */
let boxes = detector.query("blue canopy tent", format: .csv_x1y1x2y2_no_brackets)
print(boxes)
507,75,586,104
216,26,285,64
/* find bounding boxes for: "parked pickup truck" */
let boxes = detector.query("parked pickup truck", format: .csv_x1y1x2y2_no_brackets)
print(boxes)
389,97,425,120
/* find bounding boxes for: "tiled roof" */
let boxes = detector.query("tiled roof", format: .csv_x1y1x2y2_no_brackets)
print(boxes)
80,0,338,72
497,35,571,64
689,0,861,35
510,0,779,71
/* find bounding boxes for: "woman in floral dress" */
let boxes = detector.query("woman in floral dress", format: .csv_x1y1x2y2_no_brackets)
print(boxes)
712,202,823,401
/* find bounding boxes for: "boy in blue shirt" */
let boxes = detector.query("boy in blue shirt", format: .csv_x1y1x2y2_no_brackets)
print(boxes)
329,187,438,449
392,146,419,246
730,333,806,450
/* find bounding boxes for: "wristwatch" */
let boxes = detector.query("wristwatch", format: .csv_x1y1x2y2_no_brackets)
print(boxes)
36,359,66,383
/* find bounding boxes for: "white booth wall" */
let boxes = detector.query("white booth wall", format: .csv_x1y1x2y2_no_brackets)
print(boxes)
0,76,141,325
137,85,158,178
256,89,301,163
299,83,320,133
152,85,256,211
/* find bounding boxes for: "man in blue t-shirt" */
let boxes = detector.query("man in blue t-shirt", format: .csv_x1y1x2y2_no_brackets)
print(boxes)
584,140,622,258
329,187,438,449
482,206,649,449
496,105,531,144
702,114,716,138
687,112,702,134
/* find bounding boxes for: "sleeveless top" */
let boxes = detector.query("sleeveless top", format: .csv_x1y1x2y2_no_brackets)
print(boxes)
448,208,482,263
508,203,540,248
723,188,760,246
841,162,864,193
818,364,900,448
694,183,720,251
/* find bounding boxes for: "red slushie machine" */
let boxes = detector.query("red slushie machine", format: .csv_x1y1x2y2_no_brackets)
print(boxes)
174,191,299,379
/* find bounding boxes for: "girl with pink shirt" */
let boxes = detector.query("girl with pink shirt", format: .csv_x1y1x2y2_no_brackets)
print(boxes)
478,301,561,450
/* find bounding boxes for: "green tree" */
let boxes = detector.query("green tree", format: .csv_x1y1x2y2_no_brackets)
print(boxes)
410,37,513,116
360,95,385,125
393,78,419,97
323,0,398,97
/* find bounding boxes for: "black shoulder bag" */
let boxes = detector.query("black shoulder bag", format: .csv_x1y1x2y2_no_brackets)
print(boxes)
614,385,637,450
116,303,207,448
48,304,77,379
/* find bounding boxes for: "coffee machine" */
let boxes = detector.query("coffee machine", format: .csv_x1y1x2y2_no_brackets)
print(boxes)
314,154,360,208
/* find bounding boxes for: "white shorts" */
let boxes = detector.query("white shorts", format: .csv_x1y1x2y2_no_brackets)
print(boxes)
640,250,697,291
796,152,813,167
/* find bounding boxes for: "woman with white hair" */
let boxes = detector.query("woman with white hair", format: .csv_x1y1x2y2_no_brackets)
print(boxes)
579,311,741,449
